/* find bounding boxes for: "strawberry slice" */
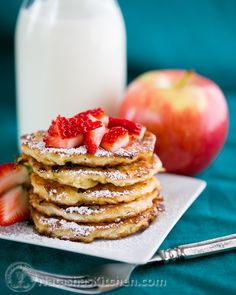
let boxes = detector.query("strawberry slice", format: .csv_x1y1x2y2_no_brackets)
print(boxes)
74,108,109,128
48,116,80,139
0,186,29,226
101,115,109,127
77,108,105,120
108,117,146,139
101,127,130,152
85,108,109,126
45,115,84,148
86,108,105,120
0,163,29,195
84,121,106,154
44,134,83,149
73,114,102,134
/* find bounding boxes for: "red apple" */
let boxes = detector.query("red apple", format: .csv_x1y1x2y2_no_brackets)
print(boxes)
120,70,229,175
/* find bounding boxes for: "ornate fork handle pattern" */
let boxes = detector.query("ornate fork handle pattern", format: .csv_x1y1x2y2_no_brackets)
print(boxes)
158,247,185,261
157,233,236,262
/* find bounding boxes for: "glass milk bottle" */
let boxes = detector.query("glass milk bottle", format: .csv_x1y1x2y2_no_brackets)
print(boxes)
15,0,126,138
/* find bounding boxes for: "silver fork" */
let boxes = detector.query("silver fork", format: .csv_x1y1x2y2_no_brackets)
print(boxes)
22,233,236,294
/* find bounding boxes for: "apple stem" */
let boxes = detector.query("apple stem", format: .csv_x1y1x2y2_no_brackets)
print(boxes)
174,70,194,88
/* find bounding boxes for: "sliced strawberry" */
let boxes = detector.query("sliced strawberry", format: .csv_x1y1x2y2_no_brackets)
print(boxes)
87,108,109,127
87,108,105,120
0,163,29,195
48,116,80,139
44,134,83,149
101,115,109,127
136,125,146,139
73,114,102,134
77,108,105,120
85,122,106,154
48,120,58,136
0,186,29,226
108,117,146,139
74,108,108,129
45,115,84,148
101,127,130,152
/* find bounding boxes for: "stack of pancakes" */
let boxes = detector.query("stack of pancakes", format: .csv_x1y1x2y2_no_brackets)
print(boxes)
21,130,164,242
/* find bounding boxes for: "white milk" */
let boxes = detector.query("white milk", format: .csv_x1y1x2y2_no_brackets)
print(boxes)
15,0,126,137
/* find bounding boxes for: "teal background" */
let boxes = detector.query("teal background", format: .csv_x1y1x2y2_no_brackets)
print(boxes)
0,1,235,294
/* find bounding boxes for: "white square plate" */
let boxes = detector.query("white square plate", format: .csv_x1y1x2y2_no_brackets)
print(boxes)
0,173,206,264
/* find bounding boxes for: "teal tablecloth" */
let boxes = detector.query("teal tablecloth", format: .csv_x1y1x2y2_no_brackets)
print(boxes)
0,1,236,294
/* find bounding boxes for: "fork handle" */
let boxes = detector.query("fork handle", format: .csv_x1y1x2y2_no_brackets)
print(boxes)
151,233,236,263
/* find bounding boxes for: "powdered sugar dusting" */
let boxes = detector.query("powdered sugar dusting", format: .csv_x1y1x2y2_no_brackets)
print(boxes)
72,168,121,183
67,168,127,180
65,205,104,215
84,188,135,198
21,130,155,159
23,133,111,157
39,215,120,238
22,133,116,157
40,216,94,237
49,188,57,195
48,188,67,201
0,222,44,243
32,155,161,184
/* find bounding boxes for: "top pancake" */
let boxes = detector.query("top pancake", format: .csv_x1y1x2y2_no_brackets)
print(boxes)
21,131,156,167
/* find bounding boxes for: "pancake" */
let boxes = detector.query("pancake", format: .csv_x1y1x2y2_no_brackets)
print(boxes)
29,189,161,223
31,173,161,205
27,155,163,189
21,131,156,167
30,199,163,242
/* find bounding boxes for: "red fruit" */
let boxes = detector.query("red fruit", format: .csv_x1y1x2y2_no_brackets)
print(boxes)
73,114,102,134
108,117,145,139
44,134,83,149
120,70,229,175
48,120,58,136
45,115,84,148
0,186,30,226
85,123,106,154
77,108,105,120
48,116,80,139
101,127,130,152
101,115,109,127
87,108,109,127
0,163,29,195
